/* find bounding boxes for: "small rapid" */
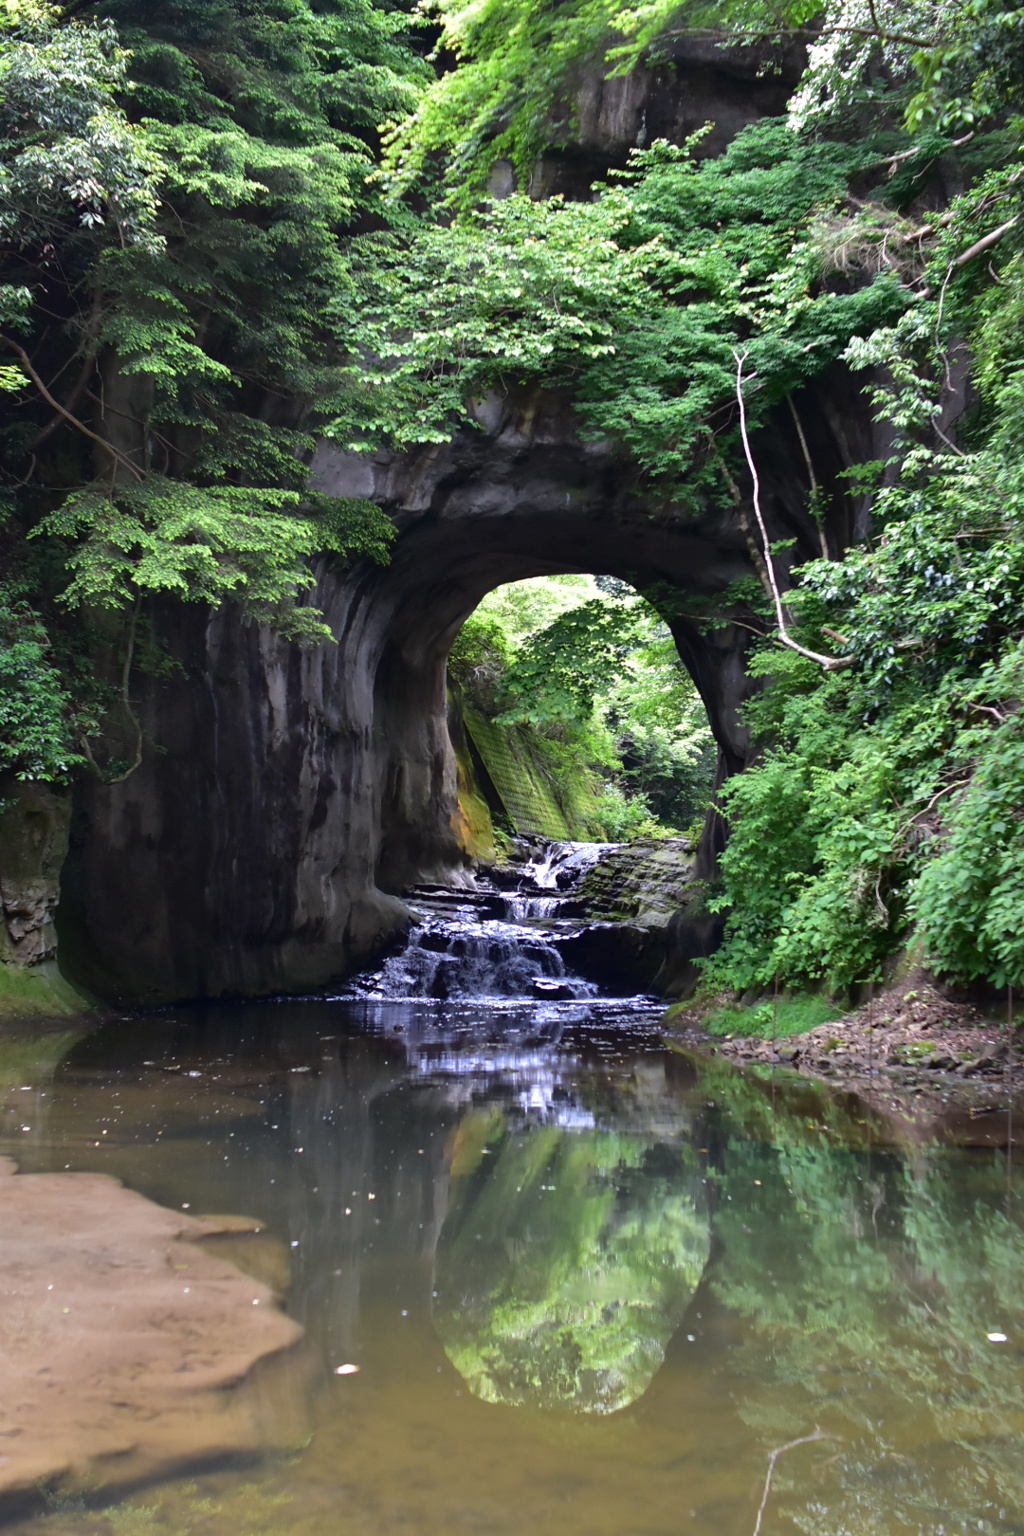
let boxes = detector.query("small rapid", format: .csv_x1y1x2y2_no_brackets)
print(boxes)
349,840,618,1002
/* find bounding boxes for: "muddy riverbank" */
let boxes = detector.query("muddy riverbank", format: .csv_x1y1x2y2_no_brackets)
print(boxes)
666,980,1022,1141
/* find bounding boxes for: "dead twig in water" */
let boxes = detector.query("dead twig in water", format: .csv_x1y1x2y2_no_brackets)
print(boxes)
752,1427,834,1536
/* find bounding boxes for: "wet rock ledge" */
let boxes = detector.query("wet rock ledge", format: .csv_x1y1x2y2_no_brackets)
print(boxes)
0,1158,307,1505
556,837,697,991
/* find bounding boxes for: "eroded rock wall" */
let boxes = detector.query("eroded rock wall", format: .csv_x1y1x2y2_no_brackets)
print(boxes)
57,575,407,1004
56,370,878,1003
0,781,70,974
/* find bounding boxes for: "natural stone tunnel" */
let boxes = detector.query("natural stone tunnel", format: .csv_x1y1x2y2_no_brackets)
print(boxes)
55,375,880,1007
17,34,888,1007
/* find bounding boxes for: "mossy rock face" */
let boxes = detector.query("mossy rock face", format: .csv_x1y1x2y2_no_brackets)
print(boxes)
0,960,92,1027
463,707,578,840
574,839,696,928
0,782,89,1024
451,741,497,862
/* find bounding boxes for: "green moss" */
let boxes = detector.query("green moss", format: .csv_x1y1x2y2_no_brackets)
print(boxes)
0,960,93,1029
451,731,497,861
464,707,576,839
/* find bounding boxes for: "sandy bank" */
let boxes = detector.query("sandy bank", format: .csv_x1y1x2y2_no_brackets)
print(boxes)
0,1157,308,1504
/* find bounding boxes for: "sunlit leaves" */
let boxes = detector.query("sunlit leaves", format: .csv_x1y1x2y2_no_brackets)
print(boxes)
34,479,394,642
382,0,1022,208
0,597,81,780
335,120,906,487
331,190,658,448
0,3,162,249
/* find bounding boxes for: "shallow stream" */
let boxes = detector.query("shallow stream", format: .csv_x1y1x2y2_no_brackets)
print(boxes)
2,852,1023,1535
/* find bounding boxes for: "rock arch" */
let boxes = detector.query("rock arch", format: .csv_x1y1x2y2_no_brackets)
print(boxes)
57,378,877,1006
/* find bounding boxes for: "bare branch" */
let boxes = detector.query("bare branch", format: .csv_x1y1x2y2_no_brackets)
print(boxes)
896,775,972,842
1,333,144,483
952,215,1020,270
107,596,145,783
863,0,883,49
786,393,830,559
79,598,145,785
734,353,854,672
707,433,775,604
653,21,937,50
967,701,1008,724
28,349,98,453
863,132,975,177
752,1429,835,1536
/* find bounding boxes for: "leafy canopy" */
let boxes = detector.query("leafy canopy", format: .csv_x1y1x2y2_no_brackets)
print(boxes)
381,0,1024,205
333,119,909,499
1,0,423,768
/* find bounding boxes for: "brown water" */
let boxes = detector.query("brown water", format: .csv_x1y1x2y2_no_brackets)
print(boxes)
3,997,1024,1536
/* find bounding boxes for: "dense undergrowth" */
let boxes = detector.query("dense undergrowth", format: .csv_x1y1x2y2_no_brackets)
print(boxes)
3,0,1024,993
449,576,715,838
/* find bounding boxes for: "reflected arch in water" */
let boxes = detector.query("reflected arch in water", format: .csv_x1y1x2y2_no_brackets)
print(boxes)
433,1115,710,1413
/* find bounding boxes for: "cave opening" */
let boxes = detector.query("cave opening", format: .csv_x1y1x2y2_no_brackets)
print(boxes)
443,573,717,850
61,381,863,1006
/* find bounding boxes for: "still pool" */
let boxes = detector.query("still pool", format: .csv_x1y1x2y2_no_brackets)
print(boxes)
2,998,1024,1536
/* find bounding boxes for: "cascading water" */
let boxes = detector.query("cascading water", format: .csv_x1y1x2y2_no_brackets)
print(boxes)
349,840,619,1002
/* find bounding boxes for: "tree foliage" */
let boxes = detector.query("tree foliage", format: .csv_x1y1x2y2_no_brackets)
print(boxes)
1,0,418,769
0,592,80,780
353,0,1024,993
334,120,910,497
705,249,1024,992
380,0,1024,205
4,0,1024,994
451,578,715,836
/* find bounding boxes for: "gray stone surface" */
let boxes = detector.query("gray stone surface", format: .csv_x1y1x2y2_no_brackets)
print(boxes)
572,838,696,927
0,782,71,967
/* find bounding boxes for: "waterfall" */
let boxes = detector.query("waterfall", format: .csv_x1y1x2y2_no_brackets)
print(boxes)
349,839,621,1002
499,839,616,923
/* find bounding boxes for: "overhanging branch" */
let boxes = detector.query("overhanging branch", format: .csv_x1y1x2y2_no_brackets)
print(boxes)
1,334,145,483
734,351,854,672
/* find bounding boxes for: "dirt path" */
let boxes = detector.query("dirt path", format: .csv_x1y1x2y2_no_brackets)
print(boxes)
0,1158,310,1504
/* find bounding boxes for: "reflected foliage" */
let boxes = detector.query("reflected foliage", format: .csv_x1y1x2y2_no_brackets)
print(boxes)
434,1114,710,1413
704,1064,1024,1533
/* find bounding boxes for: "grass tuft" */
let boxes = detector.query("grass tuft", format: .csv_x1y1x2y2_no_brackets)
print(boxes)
703,994,842,1040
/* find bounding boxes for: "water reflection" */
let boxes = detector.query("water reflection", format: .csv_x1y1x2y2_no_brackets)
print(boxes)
435,1119,709,1412
694,1054,1024,1534
1,1003,1024,1536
